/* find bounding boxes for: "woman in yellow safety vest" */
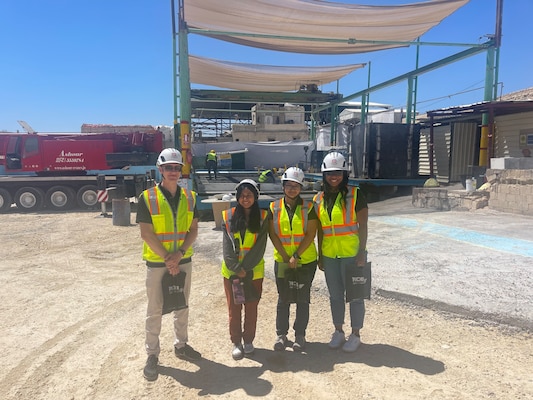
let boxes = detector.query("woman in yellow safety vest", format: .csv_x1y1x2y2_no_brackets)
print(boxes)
221,179,268,360
314,152,368,353
268,167,318,352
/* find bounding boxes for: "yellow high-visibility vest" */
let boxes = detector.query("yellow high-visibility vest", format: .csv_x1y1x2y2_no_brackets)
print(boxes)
221,207,268,279
142,185,195,262
270,198,317,264
314,187,360,258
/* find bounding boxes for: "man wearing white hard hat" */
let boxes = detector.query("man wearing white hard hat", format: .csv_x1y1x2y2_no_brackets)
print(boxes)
136,148,201,381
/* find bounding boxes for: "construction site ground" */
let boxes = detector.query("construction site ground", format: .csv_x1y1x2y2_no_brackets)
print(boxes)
0,193,531,399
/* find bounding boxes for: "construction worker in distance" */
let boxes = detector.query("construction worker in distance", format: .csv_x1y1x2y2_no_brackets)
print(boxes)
313,151,368,354
258,167,277,183
205,149,218,180
136,148,201,382
268,167,318,352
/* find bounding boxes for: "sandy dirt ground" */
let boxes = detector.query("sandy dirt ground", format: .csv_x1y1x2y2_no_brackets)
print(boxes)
0,201,531,399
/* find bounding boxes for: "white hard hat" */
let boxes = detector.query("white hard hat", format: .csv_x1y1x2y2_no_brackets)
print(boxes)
321,151,347,172
235,178,260,196
282,167,305,185
157,148,183,166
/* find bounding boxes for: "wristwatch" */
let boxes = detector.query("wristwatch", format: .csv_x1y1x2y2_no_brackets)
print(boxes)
292,252,300,260
178,248,186,256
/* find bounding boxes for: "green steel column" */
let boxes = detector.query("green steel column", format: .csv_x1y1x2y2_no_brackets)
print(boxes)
480,44,495,167
171,0,179,148
480,0,503,167
177,0,192,177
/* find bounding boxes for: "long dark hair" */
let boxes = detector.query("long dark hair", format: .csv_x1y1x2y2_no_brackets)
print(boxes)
231,183,261,233
322,171,349,210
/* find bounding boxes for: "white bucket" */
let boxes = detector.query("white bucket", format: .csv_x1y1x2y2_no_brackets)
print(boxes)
465,178,473,193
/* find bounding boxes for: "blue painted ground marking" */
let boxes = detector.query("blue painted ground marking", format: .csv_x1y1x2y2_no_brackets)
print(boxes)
370,216,533,258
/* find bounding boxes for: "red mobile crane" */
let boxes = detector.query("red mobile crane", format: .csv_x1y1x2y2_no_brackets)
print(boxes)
0,130,163,212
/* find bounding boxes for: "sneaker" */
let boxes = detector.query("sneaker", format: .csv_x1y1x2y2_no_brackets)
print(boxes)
342,334,361,353
243,342,255,354
175,344,201,361
143,355,158,381
293,335,306,352
328,330,346,349
273,335,288,351
232,343,244,360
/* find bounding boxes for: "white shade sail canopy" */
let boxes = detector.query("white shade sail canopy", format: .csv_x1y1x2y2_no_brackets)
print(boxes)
184,0,470,55
189,55,366,92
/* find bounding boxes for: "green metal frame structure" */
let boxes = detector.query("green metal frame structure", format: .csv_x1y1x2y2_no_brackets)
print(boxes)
171,0,503,161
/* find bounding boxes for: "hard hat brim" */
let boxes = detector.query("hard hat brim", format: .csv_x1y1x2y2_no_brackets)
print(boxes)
158,160,184,166
321,166,345,172
282,178,304,184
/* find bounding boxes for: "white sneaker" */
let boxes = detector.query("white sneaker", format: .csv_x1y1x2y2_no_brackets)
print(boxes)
243,342,255,354
342,334,361,353
232,343,244,360
328,330,346,349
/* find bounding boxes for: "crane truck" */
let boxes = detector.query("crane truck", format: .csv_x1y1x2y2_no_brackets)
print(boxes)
0,131,163,212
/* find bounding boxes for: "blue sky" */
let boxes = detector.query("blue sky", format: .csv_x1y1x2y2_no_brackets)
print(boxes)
1,0,531,133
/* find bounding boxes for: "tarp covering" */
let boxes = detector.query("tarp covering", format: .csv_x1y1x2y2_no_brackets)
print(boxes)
189,55,365,92
184,0,469,55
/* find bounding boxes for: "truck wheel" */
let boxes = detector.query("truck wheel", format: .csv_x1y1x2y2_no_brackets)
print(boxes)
77,185,98,209
0,188,13,213
15,187,45,212
46,186,76,210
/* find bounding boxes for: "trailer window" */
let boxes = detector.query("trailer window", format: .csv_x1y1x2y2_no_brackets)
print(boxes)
24,136,39,155
7,137,21,154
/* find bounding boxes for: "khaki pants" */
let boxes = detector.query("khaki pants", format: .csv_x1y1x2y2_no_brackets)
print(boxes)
145,262,192,356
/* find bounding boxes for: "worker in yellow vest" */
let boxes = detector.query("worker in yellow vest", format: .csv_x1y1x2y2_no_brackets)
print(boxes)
221,179,269,360
258,168,277,183
268,167,318,352
205,149,218,179
136,148,201,381
314,151,368,353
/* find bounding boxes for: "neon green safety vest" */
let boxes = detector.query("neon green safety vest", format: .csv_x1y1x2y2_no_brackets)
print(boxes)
206,152,217,161
270,198,317,264
314,187,360,258
221,207,268,280
142,185,196,263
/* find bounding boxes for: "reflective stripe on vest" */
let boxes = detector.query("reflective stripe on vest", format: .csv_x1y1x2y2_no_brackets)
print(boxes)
314,187,360,258
270,198,317,264
142,185,195,262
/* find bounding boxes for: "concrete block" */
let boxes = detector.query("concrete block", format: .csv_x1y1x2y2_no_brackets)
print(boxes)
518,158,533,169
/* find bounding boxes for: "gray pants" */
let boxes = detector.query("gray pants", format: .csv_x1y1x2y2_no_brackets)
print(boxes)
145,261,192,356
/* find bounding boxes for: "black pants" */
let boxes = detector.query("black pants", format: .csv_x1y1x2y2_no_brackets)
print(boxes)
274,261,317,337
206,160,217,178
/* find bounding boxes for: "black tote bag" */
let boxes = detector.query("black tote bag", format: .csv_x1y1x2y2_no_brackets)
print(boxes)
162,271,188,314
345,262,371,302
282,267,311,304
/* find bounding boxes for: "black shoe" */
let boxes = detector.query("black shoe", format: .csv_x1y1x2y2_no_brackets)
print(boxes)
175,344,202,361
293,335,306,352
143,355,158,381
274,335,288,351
